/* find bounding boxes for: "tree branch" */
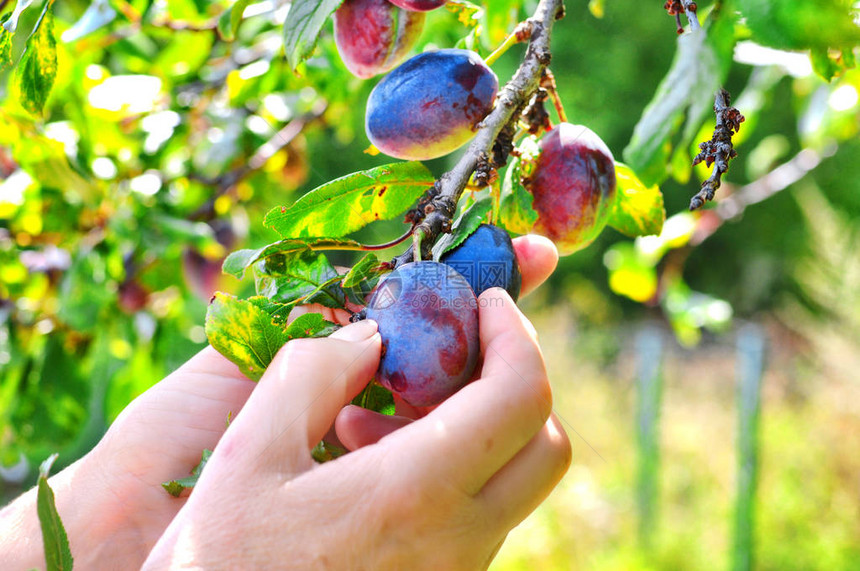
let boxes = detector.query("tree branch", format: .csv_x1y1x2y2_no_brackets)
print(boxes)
392,0,565,267
689,88,745,210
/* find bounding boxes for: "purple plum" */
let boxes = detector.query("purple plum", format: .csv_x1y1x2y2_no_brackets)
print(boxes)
365,49,499,160
365,261,479,407
334,0,425,79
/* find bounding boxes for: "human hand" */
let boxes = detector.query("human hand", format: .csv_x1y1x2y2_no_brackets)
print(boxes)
0,235,560,569
143,276,570,569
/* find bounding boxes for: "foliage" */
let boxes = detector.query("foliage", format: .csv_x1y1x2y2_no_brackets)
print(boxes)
0,0,858,567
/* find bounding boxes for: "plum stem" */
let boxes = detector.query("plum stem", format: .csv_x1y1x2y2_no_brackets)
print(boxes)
541,68,568,124
358,227,415,251
484,21,532,66
392,0,565,269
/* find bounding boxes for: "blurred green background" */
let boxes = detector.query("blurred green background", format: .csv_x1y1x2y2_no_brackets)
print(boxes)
1,0,858,568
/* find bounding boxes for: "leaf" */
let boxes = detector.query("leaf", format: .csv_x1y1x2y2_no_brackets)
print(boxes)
61,0,116,43
0,14,12,70
739,0,860,53
205,293,291,381
223,237,361,279
342,253,380,288
498,155,538,235
37,454,74,571
352,382,395,415
432,197,493,259
607,162,666,238
162,449,212,497
622,23,734,187
481,0,522,49
283,0,343,71
284,312,340,339
17,3,57,116
264,162,435,239
217,0,252,42
255,250,346,309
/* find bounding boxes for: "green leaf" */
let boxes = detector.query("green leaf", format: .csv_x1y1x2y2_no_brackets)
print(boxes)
432,197,493,259
481,0,522,49
342,253,380,288
607,162,666,238
223,237,362,279
61,0,116,43
284,312,340,339
352,382,395,415
264,162,435,239
283,0,343,71
217,0,251,41
740,0,860,53
37,454,74,571
0,14,12,70
205,293,291,380
622,22,734,186
17,3,57,116
162,449,212,497
255,250,346,309
498,154,538,235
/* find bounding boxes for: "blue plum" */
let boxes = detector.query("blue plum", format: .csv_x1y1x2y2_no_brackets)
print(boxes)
365,49,499,160
334,0,425,79
441,224,522,300
366,261,479,407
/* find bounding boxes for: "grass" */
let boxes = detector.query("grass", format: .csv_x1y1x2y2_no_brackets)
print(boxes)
490,302,860,570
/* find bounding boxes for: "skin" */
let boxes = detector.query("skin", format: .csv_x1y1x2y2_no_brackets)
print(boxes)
366,49,499,160
529,123,617,255
0,235,566,570
334,0,425,79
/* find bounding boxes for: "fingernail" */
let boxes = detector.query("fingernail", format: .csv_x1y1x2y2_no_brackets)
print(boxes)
330,319,378,342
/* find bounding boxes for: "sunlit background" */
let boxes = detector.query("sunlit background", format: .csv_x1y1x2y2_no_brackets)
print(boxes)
1,0,858,568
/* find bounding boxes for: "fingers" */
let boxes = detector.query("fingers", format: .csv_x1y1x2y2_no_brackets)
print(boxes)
512,234,558,298
395,288,553,495
334,405,413,450
214,320,381,472
478,415,571,533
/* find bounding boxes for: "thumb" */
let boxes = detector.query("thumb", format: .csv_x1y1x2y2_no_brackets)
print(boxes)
216,320,381,473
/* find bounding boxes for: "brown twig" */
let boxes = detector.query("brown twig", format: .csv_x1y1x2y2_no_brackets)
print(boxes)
391,0,565,267
663,0,699,34
689,88,745,210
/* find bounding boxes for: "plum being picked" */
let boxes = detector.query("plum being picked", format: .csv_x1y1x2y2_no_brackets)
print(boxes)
441,224,522,300
527,123,617,255
365,261,479,407
365,49,499,160
388,0,447,11
334,0,425,79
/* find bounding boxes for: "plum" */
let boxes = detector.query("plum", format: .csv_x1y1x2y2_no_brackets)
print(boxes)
527,123,617,255
334,0,425,79
366,261,479,406
441,224,522,300
365,49,499,160
388,0,447,11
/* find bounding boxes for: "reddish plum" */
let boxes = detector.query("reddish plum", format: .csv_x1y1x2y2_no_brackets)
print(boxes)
527,123,616,255
365,49,499,160
365,261,479,407
388,0,447,11
334,0,425,79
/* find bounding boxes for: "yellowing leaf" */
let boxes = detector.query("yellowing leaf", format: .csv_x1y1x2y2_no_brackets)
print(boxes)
607,162,666,238
17,3,57,116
